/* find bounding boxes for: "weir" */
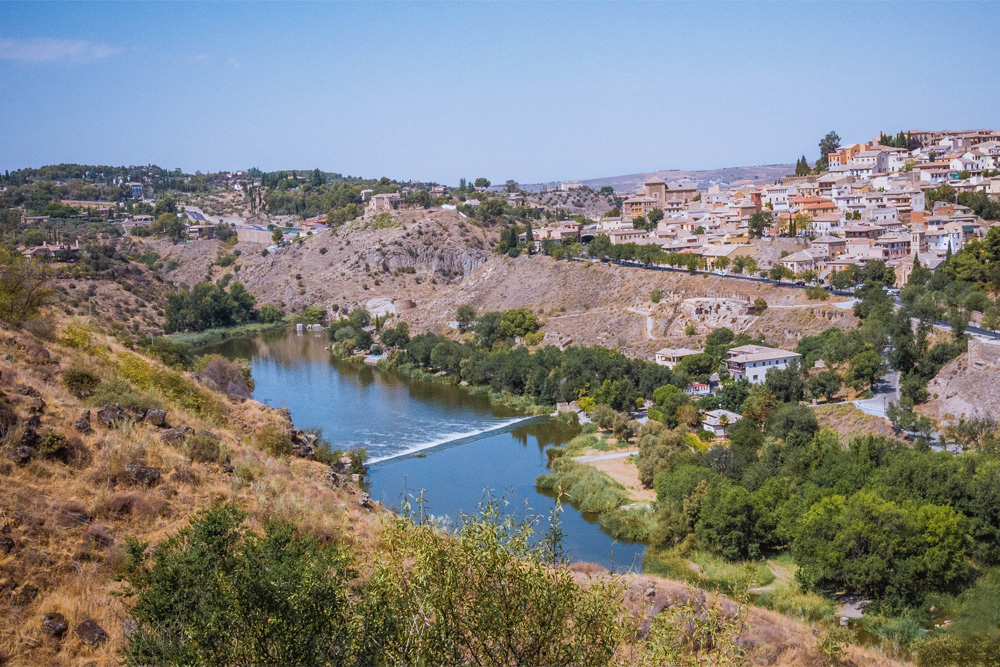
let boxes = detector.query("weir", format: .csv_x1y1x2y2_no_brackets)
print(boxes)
368,415,548,464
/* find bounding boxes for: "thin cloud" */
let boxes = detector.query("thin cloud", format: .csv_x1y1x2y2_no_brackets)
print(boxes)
0,36,122,63
190,54,209,64
227,57,240,70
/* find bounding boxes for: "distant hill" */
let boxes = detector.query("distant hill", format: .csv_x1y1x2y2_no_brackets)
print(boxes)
522,163,794,193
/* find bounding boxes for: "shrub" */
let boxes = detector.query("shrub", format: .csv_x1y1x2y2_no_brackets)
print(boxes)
62,325,92,350
524,331,544,346
256,423,292,456
319,247,328,255
215,255,236,267
598,506,654,542
805,285,828,301
145,338,194,370
37,432,68,459
90,379,161,414
119,505,360,667
650,290,662,304
261,248,269,257
259,305,284,323
185,434,221,463
62,367,101,398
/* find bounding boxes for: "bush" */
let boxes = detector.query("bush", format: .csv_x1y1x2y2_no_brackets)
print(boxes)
215,254,236,267
119,505,360,667
256,423,292,457
90,379,161,414
598,506,654,542
145,338,194,370
62,367,101,398
185,434,221,463
805,285,828,301
261,248,269,257
524,331,544,346
37,432,68,459
258,304,284,323
650,289,662,304
536,458,630,514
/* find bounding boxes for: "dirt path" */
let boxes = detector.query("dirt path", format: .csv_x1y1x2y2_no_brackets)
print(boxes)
574,449,656,503
625,307,659,340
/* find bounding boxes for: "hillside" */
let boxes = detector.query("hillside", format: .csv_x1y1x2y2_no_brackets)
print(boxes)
146,211,855,358
920,348,1000,422
0,315,377,666
0,312,909,666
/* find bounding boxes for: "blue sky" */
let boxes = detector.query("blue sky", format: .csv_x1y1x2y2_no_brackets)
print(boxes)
1,2,998,184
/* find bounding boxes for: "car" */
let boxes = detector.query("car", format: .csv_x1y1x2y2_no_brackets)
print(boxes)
886,288,900,296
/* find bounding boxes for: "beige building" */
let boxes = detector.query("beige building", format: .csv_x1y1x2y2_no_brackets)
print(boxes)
654,347,699,369
366,192,402,214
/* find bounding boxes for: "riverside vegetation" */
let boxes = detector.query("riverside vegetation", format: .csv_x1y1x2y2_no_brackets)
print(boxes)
308,251,1000,663
3,168,1000,664
0,251,914,667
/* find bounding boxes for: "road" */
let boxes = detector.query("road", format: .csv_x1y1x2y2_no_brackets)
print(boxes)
852,369,901,418
587,257,1000,340
574,450,638,464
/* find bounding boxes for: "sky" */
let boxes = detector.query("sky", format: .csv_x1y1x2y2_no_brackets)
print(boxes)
1,1,999,185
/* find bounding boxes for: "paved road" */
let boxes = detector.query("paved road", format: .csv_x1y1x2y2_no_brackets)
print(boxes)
852,370,901,418
574,450,639,463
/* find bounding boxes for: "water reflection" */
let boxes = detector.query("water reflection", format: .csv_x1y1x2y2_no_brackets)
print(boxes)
202,326,646,571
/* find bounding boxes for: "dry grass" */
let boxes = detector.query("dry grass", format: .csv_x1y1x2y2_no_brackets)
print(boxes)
0,316,378,666
0,312,912,667
813,403,902,442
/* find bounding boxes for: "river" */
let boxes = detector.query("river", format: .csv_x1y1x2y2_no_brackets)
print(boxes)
203,326,646,571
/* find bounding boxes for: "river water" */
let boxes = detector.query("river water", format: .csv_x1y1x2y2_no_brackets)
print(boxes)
204,326,646,571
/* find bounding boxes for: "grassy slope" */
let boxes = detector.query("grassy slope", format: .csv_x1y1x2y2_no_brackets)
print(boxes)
0,313,911,667
0,315,380,666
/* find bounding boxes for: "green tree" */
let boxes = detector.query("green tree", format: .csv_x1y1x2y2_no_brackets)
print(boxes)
846,346,886,391
697,484,763,560
816,131,841,171
588,233,611,258
456,304,476,333
0,248,54,326
119,505,365,667
748,211,772,238
794,491,969,602
474,177,491,189
808,370,842,403
271,227,283,245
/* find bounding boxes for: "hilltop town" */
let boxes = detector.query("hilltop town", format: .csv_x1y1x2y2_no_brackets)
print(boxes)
3,129,1000,667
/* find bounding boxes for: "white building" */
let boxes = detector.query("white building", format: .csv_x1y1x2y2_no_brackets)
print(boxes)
702,409,743,438
726,344,801,384
762,184,792,211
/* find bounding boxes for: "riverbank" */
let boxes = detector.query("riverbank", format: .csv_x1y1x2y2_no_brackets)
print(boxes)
167,320,290,347
330,345,559,417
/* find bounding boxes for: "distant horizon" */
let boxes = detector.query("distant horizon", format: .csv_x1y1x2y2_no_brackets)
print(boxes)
2,2,998,183
1,158,801,187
